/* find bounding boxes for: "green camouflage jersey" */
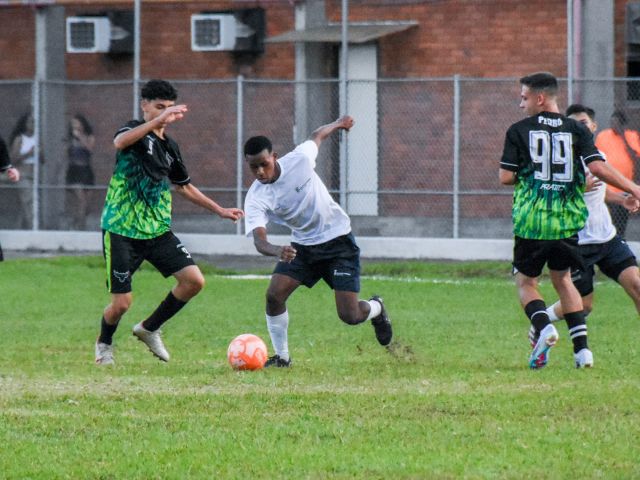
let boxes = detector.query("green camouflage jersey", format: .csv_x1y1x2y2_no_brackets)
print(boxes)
100,120,190,239
500,112,604,240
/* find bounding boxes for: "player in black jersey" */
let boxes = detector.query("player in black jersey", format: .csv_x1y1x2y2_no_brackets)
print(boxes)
499,72,640,369
0,135,19,261
95,79,244,365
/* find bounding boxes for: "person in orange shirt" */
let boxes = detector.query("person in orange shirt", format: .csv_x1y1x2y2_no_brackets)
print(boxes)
595,109,640,236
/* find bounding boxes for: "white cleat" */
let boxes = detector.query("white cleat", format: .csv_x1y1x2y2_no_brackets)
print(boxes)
95,341,115,365
529,324,558,369
133,322,170,362
574,348,594,368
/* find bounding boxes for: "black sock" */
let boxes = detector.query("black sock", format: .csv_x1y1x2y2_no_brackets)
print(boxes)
565,311,588,353
525,299,550,332
0,242,4,261
142,292,187,331
98,316,118,345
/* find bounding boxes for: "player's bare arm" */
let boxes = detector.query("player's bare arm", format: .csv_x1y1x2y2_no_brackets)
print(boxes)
251,227,297,262
113,104,188,150
588,160,640,200
175,183,244,222
5,167,19,182
499,168,517,185
604,188,640,212
308,115,355,147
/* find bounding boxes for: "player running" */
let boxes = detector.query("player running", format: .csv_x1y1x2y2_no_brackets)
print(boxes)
499,72,640,369
243,115,392,367
95,79,243,365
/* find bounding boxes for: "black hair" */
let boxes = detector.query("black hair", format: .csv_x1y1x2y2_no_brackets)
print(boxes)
566,104,595,120
9,111,33,145
244,136,272,157
519,72,558,96
69,114,93,138
141,79,178,101
611,109,628,125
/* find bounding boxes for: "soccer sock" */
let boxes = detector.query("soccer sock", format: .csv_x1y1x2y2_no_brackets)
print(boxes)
266,310,289,361
98,316,118,345
546,303,561,322
142,291,187,332
525,299,550,333
365,299,382,321
565,311,588,353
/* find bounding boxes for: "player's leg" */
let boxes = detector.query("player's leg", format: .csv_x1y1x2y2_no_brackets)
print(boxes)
617,266,640,314
96,231,140,365
132,233,198,362
264,273,300,366
597,236,640,314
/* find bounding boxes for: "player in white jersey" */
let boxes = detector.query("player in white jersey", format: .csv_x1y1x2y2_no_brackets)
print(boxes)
243,115,392,367
529,104,640,368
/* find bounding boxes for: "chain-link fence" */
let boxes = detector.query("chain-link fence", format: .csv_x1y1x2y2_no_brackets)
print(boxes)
2,77,640,239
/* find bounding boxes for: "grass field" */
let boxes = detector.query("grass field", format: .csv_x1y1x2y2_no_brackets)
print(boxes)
2,256,640,479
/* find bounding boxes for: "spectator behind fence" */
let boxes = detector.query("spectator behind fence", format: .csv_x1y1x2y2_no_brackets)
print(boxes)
595,109,640,237
9,112,36,229
66,114,96,230
0,133,20,260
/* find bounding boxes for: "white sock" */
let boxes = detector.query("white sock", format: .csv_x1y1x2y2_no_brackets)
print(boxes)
546,304,560,322
366,299,382,320
266,311,289,361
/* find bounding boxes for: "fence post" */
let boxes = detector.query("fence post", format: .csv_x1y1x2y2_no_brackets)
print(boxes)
32,79,40,231
453,74,460,239
236,75,244,236
133,0,141,120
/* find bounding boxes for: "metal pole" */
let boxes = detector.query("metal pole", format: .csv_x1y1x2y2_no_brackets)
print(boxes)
32,79,41,230
133,0,141,119
567,0,574,105
453,74,460,239
339,0,348,208
236,75,244,236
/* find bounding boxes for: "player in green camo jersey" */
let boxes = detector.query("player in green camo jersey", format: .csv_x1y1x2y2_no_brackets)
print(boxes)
499,72,640,369
95,79,244,365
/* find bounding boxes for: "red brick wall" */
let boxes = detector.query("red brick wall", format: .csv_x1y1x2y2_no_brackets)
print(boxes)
0,7,35,79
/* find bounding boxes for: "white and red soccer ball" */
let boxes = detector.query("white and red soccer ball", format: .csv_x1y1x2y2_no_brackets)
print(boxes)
227,333,268,370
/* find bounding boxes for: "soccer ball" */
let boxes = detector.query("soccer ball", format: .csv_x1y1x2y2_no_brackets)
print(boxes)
227,333,268,371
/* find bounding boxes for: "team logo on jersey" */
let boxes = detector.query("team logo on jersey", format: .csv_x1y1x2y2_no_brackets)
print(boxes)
165,152,175,166
295,178,311,193
113,270,130,283
333,269,351,277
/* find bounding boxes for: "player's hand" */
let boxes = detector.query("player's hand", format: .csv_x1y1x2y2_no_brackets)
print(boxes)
585,173,602,192
279,245,297,263
157,104,188,127
219,207,244,223
623,194,640,213
337,115,355,132
6,167,19,182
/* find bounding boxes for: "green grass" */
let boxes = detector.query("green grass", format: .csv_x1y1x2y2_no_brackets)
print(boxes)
1,256,640,479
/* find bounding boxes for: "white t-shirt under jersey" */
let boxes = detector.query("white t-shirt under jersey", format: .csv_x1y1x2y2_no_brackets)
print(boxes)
244,140,351,245
580,161,617,245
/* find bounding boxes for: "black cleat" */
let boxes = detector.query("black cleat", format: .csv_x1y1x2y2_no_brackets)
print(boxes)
264,354,292,368
370,295,392,346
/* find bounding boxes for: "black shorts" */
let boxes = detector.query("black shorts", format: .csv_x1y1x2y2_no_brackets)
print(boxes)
274,233,361,292
512,235,584,278
102,230,196,294
66,165,95,186
571,235,637,296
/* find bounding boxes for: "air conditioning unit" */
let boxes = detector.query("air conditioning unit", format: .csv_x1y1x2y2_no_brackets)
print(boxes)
66,16,111,53
191,14,238,51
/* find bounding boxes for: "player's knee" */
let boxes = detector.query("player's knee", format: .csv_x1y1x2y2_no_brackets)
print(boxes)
337,308,360,325
111,297,132,317
265,289,285,311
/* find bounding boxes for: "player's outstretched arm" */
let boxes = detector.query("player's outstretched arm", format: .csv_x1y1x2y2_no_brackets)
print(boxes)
251,227,297,262
113,104,188,150
175,183,244,222
308,115,355,147
588,160,640,200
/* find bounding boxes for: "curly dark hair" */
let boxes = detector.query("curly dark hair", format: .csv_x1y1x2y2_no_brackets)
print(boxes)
244,135,273,157
141,79,178,101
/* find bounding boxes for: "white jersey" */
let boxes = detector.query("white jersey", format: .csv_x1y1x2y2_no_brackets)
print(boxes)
244,140,351,245
579,161,617,245
20,134,36,165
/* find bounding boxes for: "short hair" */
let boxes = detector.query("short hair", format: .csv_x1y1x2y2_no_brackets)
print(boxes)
244,136,272,157
566,104,595,120
520,72,558,96
612,109,628,125
141,79,177,101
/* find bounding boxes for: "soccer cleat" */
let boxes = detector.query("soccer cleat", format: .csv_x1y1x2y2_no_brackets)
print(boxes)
574,348,594,368
95,341,115,365
369,295,393,346
264,354,291,368
529,324,558,369
527,325,548,368
132,322,170,362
